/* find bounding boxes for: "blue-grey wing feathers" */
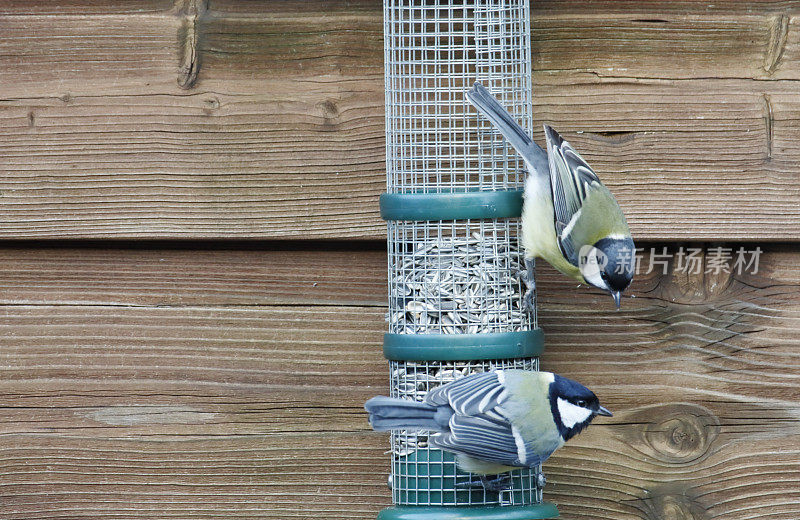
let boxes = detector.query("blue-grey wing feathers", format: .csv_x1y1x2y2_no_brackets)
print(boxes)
426,370,507,415
425,371,536,468
431,414,528,467
544,125,602,265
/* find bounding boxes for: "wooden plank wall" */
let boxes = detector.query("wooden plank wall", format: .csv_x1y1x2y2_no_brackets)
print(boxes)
1,1,799,519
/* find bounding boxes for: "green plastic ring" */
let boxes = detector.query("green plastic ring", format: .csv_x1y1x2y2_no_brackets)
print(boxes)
377,504,559,520
383,330,544,361
380,190,524,221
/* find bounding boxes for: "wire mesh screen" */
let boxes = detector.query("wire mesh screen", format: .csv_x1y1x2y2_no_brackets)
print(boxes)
384,0,532,192
383,0,540,509
390,359,543,506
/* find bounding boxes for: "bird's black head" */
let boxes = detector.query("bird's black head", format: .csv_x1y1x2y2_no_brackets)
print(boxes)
588,236,635,308
548,374,612,442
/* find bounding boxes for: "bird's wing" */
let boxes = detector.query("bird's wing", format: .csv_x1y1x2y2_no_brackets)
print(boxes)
430,413,536,468
425,371,507,416
544,125,602,265
466,83,549,175
426,371,541,468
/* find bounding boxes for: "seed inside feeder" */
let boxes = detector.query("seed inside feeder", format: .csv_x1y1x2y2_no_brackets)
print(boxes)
388,229,533,335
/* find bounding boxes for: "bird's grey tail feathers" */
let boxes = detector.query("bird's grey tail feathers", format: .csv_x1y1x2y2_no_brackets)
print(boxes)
365,396,450,432
466,82,548,172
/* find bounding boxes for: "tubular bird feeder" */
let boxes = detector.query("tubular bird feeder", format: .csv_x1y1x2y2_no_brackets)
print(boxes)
379,1,558,518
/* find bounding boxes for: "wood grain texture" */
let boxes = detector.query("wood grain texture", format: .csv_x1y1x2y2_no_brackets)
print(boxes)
0,1,171,15
0,244,798,519
2,1,800,239
0,245,385,306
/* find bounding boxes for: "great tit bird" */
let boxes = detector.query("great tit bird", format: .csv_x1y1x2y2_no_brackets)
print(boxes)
466,83,635,308
365,370,611,489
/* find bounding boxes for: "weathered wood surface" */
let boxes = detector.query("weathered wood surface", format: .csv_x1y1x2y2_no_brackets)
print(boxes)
3,1,800,519
0,245,798,519
2,1,800,239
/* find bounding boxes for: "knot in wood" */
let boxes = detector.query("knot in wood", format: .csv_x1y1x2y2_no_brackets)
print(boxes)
657,244,743,304
203,97,220,116
637,491,708,520
637,404,720,464
317,99,341,130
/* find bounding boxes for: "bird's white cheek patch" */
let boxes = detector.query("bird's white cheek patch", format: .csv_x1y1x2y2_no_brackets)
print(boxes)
578,245,609,291
557,398,593,429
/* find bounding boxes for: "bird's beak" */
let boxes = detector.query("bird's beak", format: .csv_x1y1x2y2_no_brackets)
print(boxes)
611,291,621,310
596,406,613,417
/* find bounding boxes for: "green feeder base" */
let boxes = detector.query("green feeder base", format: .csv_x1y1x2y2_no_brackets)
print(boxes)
378,504,559,520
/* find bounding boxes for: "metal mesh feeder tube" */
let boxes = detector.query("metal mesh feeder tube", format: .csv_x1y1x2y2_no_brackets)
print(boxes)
380,1,557,518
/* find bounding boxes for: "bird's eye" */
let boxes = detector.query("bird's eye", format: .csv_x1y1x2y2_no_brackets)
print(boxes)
576,400,587,408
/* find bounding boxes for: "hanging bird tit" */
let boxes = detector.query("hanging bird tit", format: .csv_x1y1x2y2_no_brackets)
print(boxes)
365,370,612,490
467,83,635,309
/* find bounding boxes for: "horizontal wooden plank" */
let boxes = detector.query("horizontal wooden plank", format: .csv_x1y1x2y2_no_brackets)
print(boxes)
3,3,800,241
0,244,798,518
0,0,172,15
0,435,390,519
0,14,180,97
533,1,800,15
0,246,386,306
534,16,787,80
